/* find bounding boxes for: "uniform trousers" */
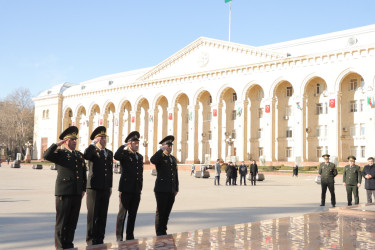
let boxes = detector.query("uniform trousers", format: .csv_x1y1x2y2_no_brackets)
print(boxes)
366,189,375,203
345,184,359,205
86,189,111,245
321,182,336,205
116,192,141,241
250,173,257,185
240,175,246,185
155,192,175,236
55,195,82,250
226,176,232,185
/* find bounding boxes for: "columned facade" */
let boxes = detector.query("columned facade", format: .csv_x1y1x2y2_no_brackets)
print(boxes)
33,25,375,165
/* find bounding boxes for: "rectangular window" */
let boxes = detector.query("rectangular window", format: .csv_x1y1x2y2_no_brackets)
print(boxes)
186,132,189,140
350,125,356,137
316,126,321,137
350,79,358,91
207,112,212,121
258,108,263,118
258,90,264,100
285,106,292,116
324,125,328,137
286,147,293,158
286,86,293,97
232,129,236,139
350,146,357,157
209,95,212,104
258,128,262,139
360,123,365,136
316,103,323,115
350,101,357,112
324,102,328,114
208,130,212,140
232,93,237,102
361,146,366,158
286,127,293,138
316,146,323,158
360,99,364,112
258,147,263,157
316,83,321,95
232,110,236,120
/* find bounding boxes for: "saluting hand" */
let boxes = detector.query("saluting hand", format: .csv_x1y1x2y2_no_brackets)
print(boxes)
57,138,68,146
357,183,361,188
93,137,101,144
160,145,168,151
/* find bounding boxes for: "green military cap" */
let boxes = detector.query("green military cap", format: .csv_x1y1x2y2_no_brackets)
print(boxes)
159,135,174,145
59,126,79,140
347,155,356,161
125,131,140,143
322,154,330,159
90,126,107,140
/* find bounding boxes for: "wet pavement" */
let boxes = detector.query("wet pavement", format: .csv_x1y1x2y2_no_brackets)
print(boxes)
76,204,375,249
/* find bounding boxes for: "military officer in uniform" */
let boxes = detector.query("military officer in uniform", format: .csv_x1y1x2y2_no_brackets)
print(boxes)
115,131,143,241
43,126,87,250
84,126,113,245
150,135,179,236
318,154,337,207
343,156,361,206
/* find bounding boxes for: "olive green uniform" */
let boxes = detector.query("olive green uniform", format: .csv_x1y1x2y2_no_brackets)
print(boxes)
343,164,361,205
318,162,337,206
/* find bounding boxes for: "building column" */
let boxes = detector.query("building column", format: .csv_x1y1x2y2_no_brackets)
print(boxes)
267,98,275,162
185,104,199,164
210,103,220,162
293,96,304,164
130,111,136,131
234,100,248,161
328,92,340,161
147,108,155,161
113,113,120,150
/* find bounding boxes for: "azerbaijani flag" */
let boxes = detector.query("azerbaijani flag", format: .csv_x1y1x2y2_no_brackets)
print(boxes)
225,0,232,3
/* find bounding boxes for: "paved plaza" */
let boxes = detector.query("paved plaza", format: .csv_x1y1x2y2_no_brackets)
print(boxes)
0,164,373,249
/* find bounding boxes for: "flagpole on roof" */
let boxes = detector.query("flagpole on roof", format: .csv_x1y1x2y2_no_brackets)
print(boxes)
229,1,231,42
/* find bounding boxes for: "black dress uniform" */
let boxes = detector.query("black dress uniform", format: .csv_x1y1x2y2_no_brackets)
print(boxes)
150,135,179,236
43,126,87,250
250,163,258,186
115,131,143,241
318,154,337,207
343,156,361,205
84,126,113,245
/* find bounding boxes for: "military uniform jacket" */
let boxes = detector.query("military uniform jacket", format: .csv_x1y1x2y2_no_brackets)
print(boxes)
84,144,113,190
150,149,179,193
225,164,233,177
114,145,143,193
343,164,361,185
43,144,87,196
319,162,337,184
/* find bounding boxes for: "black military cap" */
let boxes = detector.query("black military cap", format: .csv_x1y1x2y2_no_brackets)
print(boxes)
322,154,330,159
347,155,356,161
59,126,79,140
90,126,107,140
159,135,174,145
125,131,140,143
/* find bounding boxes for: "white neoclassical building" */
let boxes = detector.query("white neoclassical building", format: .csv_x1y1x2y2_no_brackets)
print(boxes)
33,24,375,165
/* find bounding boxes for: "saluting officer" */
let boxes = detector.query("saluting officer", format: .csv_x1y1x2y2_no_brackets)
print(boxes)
84,126,113,245
43,126,87,250
115,131,143,241
343,156,361,206
319,154,337,207
150,135,179,236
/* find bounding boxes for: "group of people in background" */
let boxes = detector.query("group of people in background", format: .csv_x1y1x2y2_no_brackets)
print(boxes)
318,154,375,208
213,159,258,186
44,126,178,250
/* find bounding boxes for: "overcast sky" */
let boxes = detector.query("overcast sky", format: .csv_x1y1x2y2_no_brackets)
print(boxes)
0,0,374,99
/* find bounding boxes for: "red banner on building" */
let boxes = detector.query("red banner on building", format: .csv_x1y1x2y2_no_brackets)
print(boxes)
131,116,135,123
265,105,270,113
99,119,103,125
213,109,217,117
329,99,335,108
168,113,173,120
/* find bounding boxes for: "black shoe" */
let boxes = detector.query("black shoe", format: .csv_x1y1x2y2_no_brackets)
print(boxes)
332,205,336,208
320,204,325,206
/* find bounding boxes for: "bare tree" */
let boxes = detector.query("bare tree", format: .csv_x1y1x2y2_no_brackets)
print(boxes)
0,88,34,159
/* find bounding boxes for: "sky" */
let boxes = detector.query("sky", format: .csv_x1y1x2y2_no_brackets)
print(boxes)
0,0,374,99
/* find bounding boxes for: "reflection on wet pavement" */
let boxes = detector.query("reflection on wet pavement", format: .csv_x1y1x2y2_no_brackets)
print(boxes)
77,204,375,249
